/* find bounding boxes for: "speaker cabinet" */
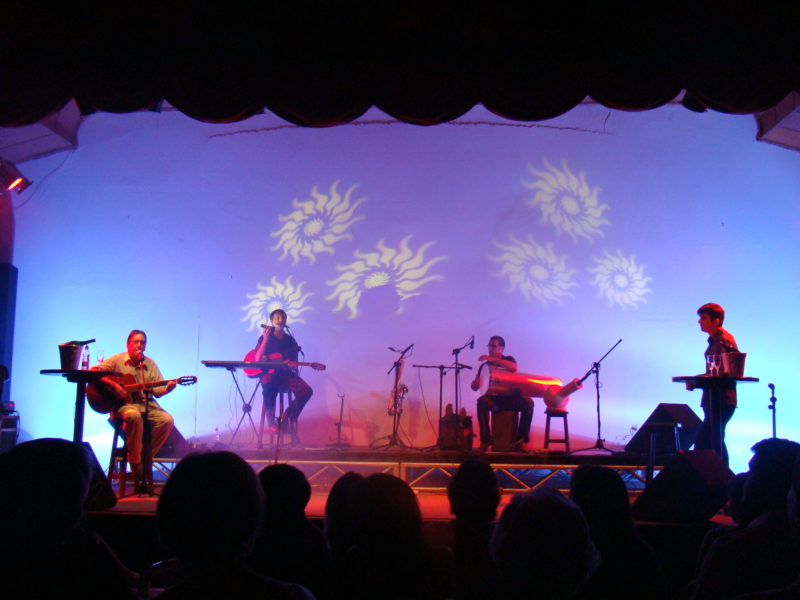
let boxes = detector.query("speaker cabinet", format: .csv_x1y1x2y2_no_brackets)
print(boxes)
625,403,703,454
632,450,734,523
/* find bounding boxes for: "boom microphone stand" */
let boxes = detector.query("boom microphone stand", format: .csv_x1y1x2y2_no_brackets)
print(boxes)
573,339,622,454
451,336,474,415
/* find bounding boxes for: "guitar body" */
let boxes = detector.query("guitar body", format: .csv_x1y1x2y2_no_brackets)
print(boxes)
87,374,133,414
242,350,326,382
86,373,198,415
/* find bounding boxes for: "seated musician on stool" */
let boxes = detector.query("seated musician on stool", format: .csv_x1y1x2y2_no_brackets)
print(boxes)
471,336,533,453
253,309,313,445
93,329,175,478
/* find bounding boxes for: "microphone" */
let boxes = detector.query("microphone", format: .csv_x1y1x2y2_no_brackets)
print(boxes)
469,336,475,350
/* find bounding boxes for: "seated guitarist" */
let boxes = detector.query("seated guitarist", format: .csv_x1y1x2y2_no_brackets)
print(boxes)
253,309,313,445
92,329,175,478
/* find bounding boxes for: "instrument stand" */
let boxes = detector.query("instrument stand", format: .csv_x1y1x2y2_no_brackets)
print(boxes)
414,364,450,451
371,350,412,450
573,339,622,455
227,368,261,447
768,383,777,438
328,393,351,448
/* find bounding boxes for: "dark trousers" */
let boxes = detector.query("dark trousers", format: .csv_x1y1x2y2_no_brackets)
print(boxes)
477,394,534,444
262,374,313,423
695,400,735,466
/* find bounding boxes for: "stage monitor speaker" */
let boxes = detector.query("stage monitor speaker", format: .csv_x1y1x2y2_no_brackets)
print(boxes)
156,425,191,459
81,442,118,511
632,450,733,523
439,415,473,451
625,403,702,454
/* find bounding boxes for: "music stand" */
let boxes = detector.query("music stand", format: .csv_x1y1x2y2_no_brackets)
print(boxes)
572,338,622,454
414,363,450,450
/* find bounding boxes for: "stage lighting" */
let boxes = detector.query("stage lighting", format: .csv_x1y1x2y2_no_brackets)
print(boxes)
0,159,32,193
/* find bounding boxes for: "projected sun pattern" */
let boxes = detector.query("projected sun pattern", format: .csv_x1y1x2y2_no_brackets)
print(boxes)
490,234,577,305
271,180,367,264
326,236,447,319
522,159,610,243
241,276,313,331
589,249,652,309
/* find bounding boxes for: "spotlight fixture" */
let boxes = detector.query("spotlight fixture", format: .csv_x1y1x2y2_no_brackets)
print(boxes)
0,159,32,193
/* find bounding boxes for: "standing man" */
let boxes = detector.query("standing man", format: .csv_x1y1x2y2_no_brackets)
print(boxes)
93,330,175,477
253,309,313,445
690,303,739,465
470,336,534,452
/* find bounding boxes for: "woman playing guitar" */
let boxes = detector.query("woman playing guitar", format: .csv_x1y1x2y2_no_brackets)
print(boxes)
248,309,320,445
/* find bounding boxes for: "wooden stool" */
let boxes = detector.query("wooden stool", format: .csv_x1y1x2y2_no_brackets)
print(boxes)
259,389,297,448
107,418,131,497
491,410,518,451
544,408,570,453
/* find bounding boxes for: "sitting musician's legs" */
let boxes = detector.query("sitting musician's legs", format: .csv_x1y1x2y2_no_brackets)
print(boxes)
285,375,313,421
117,404,143,466
148,406,174,458
507,395,534,443
261,383,279,424
477,395,496,444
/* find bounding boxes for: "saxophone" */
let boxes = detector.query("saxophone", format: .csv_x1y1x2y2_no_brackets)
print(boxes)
387,358,408,416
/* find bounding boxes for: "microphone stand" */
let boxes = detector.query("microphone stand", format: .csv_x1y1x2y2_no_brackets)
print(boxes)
413,363,451,450
137,359,156,496
451,337,474,415
573,339,622,454
371,346,412,450
768,383,777,438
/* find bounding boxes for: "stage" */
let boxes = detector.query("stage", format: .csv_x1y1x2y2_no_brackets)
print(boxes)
103,444,658,518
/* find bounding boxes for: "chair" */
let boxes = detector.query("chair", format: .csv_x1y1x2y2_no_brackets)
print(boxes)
544,407,570,453
259,389,297,449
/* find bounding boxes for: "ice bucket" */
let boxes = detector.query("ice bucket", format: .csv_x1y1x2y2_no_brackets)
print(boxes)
58,339,94,370
721,352,746,377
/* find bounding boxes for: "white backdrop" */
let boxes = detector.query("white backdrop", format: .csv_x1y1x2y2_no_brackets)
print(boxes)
10,103,800,473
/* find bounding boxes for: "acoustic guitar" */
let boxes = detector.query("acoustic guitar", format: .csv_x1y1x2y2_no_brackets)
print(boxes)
87,373,197,414
242,349,326,379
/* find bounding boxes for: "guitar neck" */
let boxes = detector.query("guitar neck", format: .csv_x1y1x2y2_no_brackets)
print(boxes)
123,379,174,392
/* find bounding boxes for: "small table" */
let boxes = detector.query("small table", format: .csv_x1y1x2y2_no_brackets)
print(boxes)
672,375,759,459
41,369,120,443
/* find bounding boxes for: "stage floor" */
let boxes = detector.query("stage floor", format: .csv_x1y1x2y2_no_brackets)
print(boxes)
103,444,661,519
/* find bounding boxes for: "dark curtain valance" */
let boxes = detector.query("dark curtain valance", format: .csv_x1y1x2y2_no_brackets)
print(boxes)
1,3,798,127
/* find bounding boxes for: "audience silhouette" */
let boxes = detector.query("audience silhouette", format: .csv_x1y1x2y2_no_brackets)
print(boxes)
490,487,599,600
156,451,314,599
0,438,137,599
688,438,800,600
342,472,454,600
249,463,332,599
6,434,800,599
570,464,666,599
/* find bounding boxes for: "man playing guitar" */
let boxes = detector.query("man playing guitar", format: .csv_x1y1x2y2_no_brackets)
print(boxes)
91,330,175,478
251,309,313,445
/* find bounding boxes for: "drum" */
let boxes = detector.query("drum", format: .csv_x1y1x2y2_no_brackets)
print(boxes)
479,368,563,398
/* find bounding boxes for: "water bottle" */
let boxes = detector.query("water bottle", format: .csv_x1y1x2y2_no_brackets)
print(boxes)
80,346,90,370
